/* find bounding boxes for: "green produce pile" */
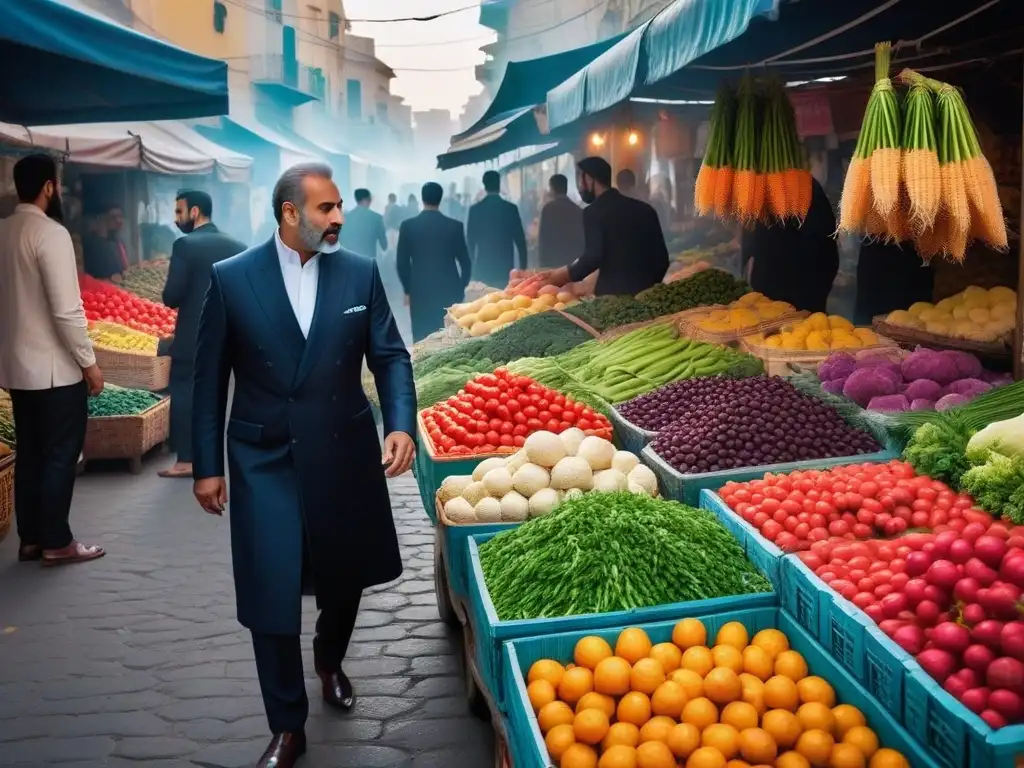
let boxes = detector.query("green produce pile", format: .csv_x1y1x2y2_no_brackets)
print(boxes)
88,385,162,418
0,390,14,446
636,268,748,317
903,413,975,487
119,261,170,303
478,491,772,621
508,323,762,407
564,295,656,333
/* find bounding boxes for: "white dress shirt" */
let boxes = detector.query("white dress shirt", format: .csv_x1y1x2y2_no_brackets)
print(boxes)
275,230,319,338
0,204,95,390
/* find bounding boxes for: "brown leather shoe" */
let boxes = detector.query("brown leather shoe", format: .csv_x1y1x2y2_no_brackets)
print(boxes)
257,731,306,767
317,668,355,710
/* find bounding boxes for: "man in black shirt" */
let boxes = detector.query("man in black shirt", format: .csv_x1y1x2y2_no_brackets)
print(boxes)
537,174,584,268
466,170,528,288
538,157,668,296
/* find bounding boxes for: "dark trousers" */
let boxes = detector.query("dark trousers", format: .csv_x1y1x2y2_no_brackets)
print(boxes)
252,589,361,734
168,358,194,462
9,382,88,549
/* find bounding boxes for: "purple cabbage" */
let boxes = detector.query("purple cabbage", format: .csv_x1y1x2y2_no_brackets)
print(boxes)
940,349,983,380
868,394,910,412
821,378,847,396
943,378,993,398
904,379,943,403
818,352,857,383
842,367,899,407
910,398,936,411
936,393,971,412
901,347,959,385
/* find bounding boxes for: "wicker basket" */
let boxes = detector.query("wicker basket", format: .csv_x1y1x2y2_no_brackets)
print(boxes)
872,316,1013,359
740,336,900,377
93,347,171,391
0,453,13,543
83,396,171,473
677,306,809,345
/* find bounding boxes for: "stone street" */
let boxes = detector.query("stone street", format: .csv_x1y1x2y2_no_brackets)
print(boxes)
0,463,493,767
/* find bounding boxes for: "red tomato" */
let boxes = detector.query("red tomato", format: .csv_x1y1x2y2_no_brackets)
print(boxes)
546,419,561,432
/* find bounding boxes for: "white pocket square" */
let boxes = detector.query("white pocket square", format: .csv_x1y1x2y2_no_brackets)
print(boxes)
343,305,367,315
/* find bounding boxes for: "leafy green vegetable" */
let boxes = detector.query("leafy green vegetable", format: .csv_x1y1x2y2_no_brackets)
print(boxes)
88,385,162,417
888,380,1024,444
903,412,974,487
478,491,771,621
962,453,1024,523
635,268,748,317
564,295,655,332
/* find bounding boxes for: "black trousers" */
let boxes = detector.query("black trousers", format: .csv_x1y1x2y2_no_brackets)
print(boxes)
9,382,88,549
252,589,361,734
167,358,194,463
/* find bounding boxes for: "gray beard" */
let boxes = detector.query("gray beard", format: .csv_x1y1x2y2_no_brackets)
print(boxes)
298,212,341,253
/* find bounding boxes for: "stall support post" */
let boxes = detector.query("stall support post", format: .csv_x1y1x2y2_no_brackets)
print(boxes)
1016,61,1024,381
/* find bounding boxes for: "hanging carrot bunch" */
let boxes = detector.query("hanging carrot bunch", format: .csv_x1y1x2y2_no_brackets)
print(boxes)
900,78,941,233
730,76,760,222
760,79,812,221
694,83,737,217
780,85,813,220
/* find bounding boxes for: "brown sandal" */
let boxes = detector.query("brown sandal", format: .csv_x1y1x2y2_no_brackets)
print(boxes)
41,541,105,567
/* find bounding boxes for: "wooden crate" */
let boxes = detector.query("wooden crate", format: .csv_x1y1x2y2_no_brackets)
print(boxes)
0,453,13,543
83,396,171,473
93,347,171,391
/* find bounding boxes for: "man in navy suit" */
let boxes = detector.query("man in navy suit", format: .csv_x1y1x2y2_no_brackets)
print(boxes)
191,162,416,768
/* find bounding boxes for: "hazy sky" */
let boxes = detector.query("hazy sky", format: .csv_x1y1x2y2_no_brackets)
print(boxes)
346,0,495,118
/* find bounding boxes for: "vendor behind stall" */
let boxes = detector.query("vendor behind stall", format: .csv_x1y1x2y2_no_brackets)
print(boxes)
853,239,934,326
741,176,838,313
537,157,669,296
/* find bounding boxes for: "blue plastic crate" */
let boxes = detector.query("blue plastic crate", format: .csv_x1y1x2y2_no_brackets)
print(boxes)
502,606,941,768
440,520,518,604
642,443,898,506
700,488,785,587
464,531,778,714
607,406,657,456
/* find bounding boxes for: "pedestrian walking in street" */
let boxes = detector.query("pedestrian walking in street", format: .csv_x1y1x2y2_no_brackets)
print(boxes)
0,153,105,566
339,188,387,260
537,173,584,269
191,162,416,768
159,189,246,479
396,181,472,341
466,169,527,288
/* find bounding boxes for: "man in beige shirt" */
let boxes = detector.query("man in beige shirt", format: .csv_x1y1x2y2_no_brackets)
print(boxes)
0,154,105,566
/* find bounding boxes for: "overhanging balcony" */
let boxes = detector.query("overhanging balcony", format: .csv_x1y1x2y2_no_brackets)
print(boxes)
251,54,321,107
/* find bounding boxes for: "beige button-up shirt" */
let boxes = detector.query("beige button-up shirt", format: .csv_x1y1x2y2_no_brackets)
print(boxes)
0,204,95,390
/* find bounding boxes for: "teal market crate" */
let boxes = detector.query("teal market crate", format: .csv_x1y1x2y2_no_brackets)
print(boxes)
700,487,785,587
464,531,778,714
641,443,898,506
502,606,941,768
412,428,491,524
607,406,657,456
436,496,518,604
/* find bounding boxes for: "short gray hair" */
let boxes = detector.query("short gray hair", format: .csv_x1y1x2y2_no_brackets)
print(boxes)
272,162,333,223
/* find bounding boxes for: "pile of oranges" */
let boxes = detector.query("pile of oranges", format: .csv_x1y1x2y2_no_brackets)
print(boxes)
525,619,911,768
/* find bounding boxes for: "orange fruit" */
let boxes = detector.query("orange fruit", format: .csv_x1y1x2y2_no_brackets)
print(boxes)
681,646,715,677
545,723,576,760
843,726,879,758
575,708,611,745
640,715,677,745
741,645,774,681
720,701,759,731
559,666,595,706
529,659,566,687
599,744,639,768
538,700,576,733
681,696,718,730
774,650,809,681
795,728,834,766
712,644,745,674
561,742,599,768
631,658,667,695
830,742,867,768
761,709,802,750
617,691,653,728
832,704,866,739
650,642,683,674
635,740,676,768
751,629,789,659
716,621,750,650
603,721,642,750
673,618,708,650
796,702,835,734
685,746,727,768
868,748,910,768
702,722,740,758
651,680,687,719
576,692,616,719
617,628,654,665
528,679,557,712
671,668,705,699
738,674,766,714
797,676,835,707
725,761,752,768
704,667,742,705
576,636,615,670
594,656,632,696
667,722,702,758
776,752,811,768
738,727,777,764
763,675,800,711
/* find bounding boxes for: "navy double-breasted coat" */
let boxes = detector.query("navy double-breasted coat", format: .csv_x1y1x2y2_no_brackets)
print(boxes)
191,238,416,635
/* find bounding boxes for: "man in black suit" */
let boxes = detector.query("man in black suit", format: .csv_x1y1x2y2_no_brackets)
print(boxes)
538,173,584,268
397,182,472,342
466,170,527,288
159,190,246,478
339,188,387,260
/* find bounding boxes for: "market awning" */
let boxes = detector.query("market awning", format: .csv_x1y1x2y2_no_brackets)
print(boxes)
0,120,253,182
500,142,567,174
546,0,779,130
3,0,230,125
437,106,548,171
194,115,319,170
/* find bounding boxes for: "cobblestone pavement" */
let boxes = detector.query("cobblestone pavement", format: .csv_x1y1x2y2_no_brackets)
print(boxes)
0,463,494,767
